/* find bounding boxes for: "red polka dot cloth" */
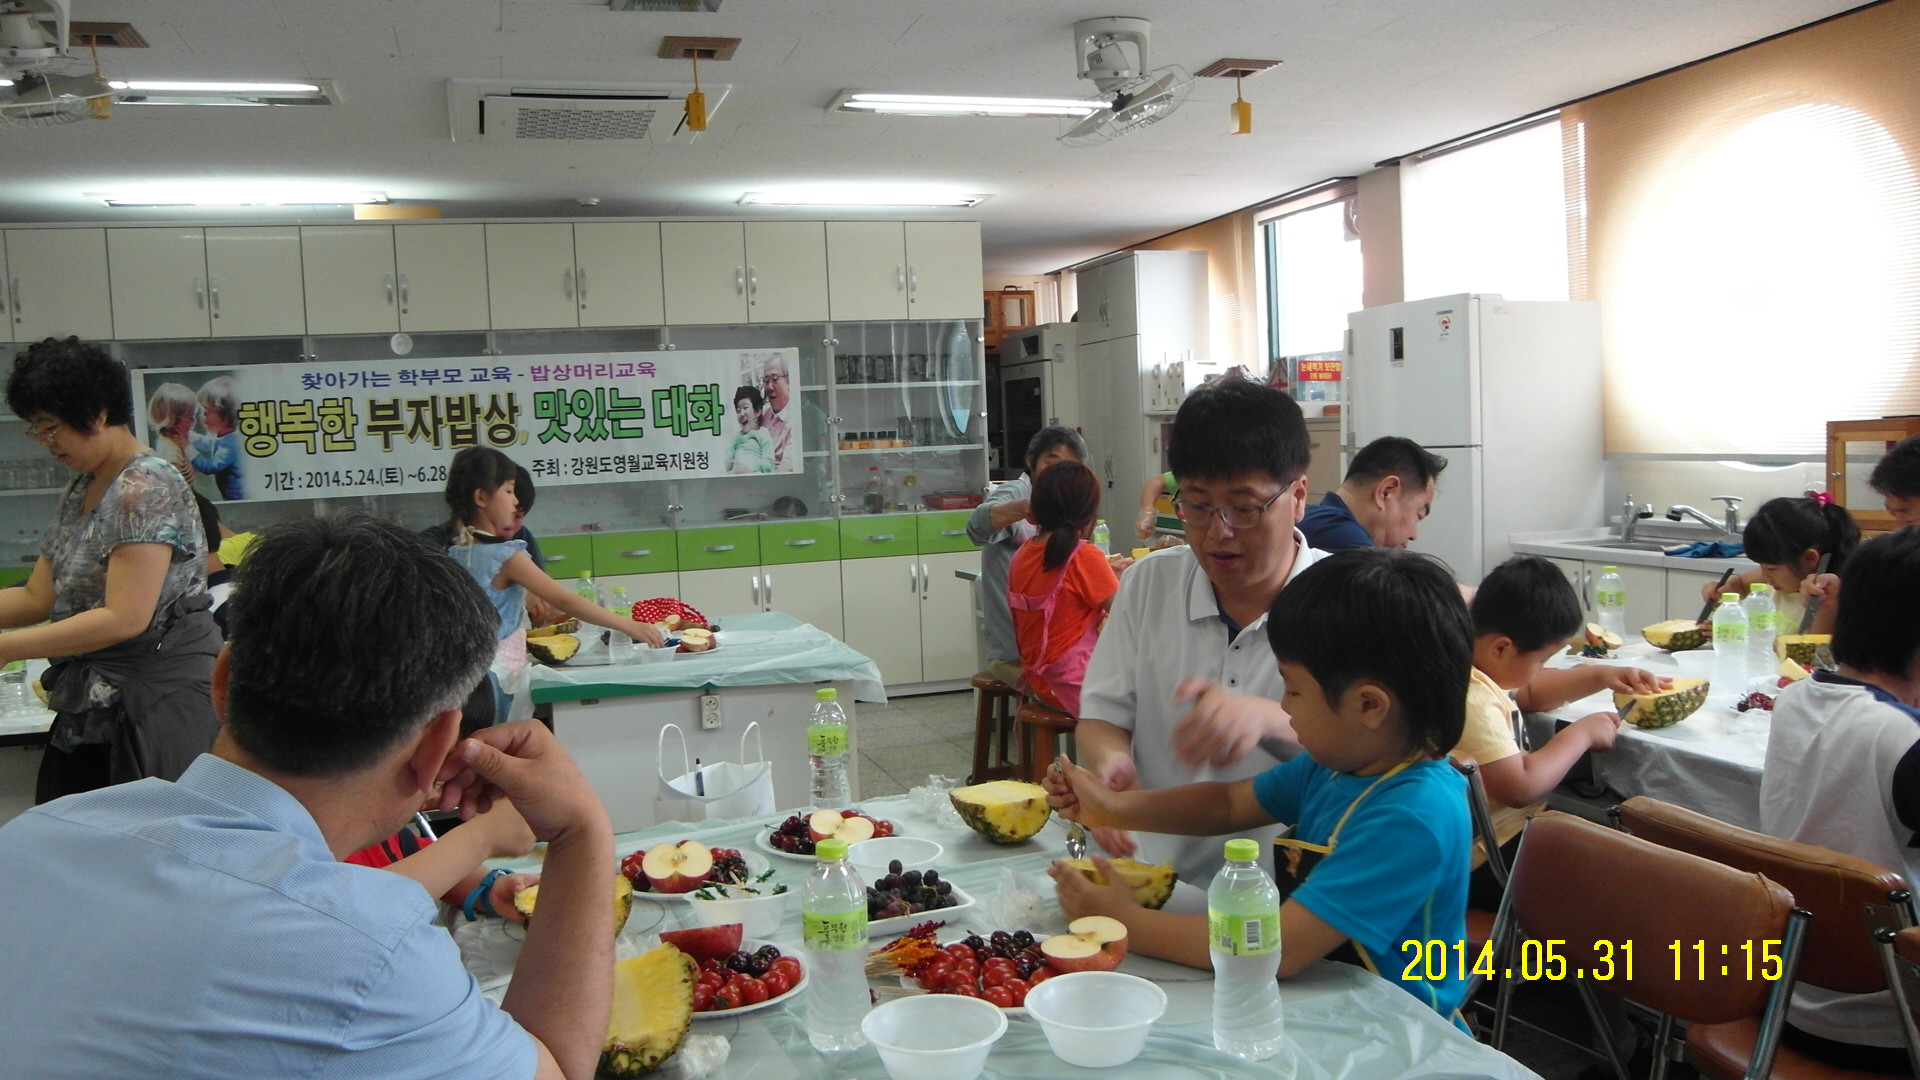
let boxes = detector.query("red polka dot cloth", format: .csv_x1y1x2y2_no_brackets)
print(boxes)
629,597,709,628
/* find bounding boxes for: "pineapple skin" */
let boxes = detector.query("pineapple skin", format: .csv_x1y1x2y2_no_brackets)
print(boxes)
949,780,1052,843
598,945,696,1077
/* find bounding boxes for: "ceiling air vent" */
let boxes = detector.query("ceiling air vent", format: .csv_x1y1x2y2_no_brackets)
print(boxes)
612,1,722,11
447,79,729,144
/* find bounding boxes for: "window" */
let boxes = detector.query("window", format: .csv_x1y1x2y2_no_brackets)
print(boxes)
1401,119,1570,302
1261,193,1362,384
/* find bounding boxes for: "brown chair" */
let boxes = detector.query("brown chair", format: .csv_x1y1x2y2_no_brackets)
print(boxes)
1612,796,1920,1079
1870,926,1920,1076
967,672,1019,784
1454,760,1513,1022
1014,697,1076,782
1491,810,1810,1080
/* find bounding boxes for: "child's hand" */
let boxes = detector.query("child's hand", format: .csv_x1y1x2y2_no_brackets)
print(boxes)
1092,827,1138,858
1803,572,1841,602
469,800,538,859
1574,710,1624,753
1601,667,1669,696
1048,853,1139,922
1135,508,1158,541
494,873,540,924
1046,754,1121,830
623,621,666,647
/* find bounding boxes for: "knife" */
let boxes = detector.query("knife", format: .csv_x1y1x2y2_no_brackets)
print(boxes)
1796,553,1834,635
1695,567,1736,625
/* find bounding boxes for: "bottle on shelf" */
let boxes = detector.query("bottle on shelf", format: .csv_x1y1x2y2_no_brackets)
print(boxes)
1743,583,1776,674
607,586,634,663
1593,565,1627,642
1711,592,1750,698
802,836,870,1052
1092,519,1111,555
807,687,851,807
901,471,920,512
1209,838,1287,1061
862,466,884,515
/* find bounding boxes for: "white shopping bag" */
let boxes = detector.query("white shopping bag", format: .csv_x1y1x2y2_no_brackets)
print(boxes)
657,722,776,820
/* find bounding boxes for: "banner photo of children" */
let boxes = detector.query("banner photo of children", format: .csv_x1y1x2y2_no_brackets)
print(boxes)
130,348,803,504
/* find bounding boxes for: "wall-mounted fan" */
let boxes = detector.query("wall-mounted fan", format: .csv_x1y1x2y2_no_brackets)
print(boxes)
0,0,118,127
1059,16,1191,148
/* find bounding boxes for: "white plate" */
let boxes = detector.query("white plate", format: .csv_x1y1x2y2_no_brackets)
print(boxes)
754,816,902,861
626,849,774,904
695,938,809,1020
868,882,975,939
668,638,722,659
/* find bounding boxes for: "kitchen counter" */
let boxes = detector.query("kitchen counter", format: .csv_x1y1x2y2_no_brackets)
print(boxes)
1508,528,1753,576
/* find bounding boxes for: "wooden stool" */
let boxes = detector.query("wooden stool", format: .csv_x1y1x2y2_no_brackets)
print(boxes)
1015,698,1077,782
968,672,1020,785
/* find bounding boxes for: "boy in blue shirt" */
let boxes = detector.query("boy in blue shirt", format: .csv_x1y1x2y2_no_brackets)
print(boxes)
1047,546,1473,1018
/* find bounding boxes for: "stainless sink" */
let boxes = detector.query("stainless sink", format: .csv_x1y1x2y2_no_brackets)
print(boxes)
1581,539,1674,552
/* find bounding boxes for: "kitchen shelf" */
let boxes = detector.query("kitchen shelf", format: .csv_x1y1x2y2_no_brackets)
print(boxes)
835,444,983,455
800,384,827,392
837,380,981,390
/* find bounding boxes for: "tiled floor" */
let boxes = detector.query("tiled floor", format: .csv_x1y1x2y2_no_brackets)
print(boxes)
854,690,980,798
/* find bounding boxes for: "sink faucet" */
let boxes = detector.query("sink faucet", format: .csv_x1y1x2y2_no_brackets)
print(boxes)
1711,495,1744,535
1667,500,1741,537
1620,493,1653,542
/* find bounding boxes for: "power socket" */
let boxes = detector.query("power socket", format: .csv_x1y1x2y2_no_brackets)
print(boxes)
698,693,722,730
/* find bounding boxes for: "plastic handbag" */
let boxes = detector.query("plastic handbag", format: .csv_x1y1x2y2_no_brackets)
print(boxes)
656,721,776,820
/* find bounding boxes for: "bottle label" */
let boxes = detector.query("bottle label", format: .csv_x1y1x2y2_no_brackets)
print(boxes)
1596,588,1624,607
1714,623,1748,645
803,909,867,951
1208,908,1279,956
808,724,848,756
1750,611,1776,633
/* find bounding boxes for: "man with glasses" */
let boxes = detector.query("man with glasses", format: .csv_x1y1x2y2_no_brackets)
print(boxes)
758,356,794,469
1073,379,1324,888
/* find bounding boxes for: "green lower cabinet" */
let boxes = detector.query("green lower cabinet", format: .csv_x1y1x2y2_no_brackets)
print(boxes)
676,525,761,570
916,511,975,555
760,519,840,564
539,534,594,580
0,565,29,589
839,515,919,560
590,530,678,577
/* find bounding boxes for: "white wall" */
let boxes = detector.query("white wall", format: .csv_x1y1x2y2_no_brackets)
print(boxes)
1604,459,1828,532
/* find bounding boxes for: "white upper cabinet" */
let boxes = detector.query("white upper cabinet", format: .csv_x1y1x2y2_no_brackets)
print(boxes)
825,222,909,322
661,222,749,326
573,222,664,329
301,225,398,335
486,223,579,330
903,221,983,321
204,227,305,338
743,221,828,324
108,228,211,340
394,225,489,332
5,229,112,343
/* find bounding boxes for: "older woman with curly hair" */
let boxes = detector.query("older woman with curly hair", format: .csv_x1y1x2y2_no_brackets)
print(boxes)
0,338,220,801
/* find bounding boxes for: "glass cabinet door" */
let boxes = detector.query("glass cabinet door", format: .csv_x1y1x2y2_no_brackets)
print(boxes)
829,319,987,514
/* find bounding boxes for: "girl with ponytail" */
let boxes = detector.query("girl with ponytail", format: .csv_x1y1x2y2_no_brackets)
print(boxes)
1007,461,1119,715
1703,493,1861,635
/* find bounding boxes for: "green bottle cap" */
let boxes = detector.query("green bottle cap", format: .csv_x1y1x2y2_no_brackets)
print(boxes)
1224,838,1261,862
1750,583,1771,594
1721,592,1741,603
815,838,848,860
1601,565,1618,573
815,687,837,702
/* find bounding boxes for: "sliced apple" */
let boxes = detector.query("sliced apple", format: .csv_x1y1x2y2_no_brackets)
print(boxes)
807,809,877,845
1584,622,1623,651
1040,915,1130,973
659,923,744,963
1778,657,1811,684
640,839,715,893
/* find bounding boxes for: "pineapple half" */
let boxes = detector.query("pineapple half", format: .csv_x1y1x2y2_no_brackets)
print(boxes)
510,874,633,937
1614,677,1710,729
1776,635,1831,667
600,943,696,1077
527,633,580,666
950,780,1052,843
1060,857,1178,909
1641,619,1710,652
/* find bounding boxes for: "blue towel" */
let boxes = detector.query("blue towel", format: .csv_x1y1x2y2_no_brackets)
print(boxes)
1663,540,1745,559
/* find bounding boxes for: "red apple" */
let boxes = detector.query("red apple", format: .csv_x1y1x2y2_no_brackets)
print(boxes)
807,810,877,845
640,840,716,893
1040,916,1129,973
660,923,745,963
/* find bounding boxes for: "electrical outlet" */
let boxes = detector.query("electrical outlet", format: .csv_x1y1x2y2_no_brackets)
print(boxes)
699,693,722,730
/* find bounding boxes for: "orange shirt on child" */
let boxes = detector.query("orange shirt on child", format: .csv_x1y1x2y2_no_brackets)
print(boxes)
1008,537,1120,713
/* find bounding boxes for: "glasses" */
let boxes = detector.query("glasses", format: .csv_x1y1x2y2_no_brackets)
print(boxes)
763,370,789,383
1174,490,1288,531
23,421,65,445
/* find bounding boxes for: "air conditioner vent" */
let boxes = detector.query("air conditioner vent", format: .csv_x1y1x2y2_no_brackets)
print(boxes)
448,78,726,144
512,103,659,141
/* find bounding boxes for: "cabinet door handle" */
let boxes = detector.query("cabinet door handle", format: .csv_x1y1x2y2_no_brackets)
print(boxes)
619,549,652,558
735,267,745,296
9,277,20,316
752,573,761,608
864,534,895,543
383,272,395,307
398,272,410,309
909,562,919,594
546,554,568,563
209,278,221,315
784,538,816,547
563,267,575,300
908,264,918,300
194,276,207,311
940,529,966,537
704,544,735,553
763,570,774,609
896,265,906,294
578,266,589,303
747,265,758,300
920,560,930,599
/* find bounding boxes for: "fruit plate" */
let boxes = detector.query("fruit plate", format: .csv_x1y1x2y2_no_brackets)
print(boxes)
664,638,723,659
867,883,976,939
627,850,773,904
893,972,1026,1018
695,938,809,1020
754,816,900,861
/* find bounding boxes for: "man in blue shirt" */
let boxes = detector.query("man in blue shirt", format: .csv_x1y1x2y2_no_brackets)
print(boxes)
1300,436,1447,552
0,515,616,1080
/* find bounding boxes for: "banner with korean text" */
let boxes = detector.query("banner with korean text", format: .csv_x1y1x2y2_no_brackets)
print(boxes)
132,349,804,503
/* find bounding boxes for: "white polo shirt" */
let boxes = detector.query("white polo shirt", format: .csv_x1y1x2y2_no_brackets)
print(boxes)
1079,531,1328,887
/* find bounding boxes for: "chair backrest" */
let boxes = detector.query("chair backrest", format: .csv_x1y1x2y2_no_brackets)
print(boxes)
1614,795,1914,994
1453,759,1509,887
1875,926,1920,1077
1507,811,1800,1024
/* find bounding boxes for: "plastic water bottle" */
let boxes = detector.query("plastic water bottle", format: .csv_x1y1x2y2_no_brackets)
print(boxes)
807,688,851,807
607,586,635,663
1092,519,1111,555
1743,584,1777,675
1209,838,1287,1061
574,571,605,609
802,837,870,1051
0,662,32,716
1594,566,1627,643
1711,592,1750,697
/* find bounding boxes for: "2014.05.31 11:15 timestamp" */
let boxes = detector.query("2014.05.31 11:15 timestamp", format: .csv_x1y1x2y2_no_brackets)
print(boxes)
1399,938,1785,982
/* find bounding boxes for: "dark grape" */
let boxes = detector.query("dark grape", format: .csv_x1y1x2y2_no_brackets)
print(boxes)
989,931,1012,947
1012,930,1034,948
923,869,939,886
888,859,904,876
962,935,987,952
902,870,922,888
936,880,952,896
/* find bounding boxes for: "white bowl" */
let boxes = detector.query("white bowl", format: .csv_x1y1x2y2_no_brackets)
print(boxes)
1023,970,1167,1068
861,993,1008,1080
685,884,789,939
1672,650,1716,682
848,836,944,875
634,641,680,665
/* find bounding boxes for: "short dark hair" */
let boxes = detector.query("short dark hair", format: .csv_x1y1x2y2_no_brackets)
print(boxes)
444,446,517,531
1742,496,1861,574
1267,547,1473,757
1168,379,1309,487
1031,460,1102,572
6,337,134,432
1346,436,1448,490
1832,527,1920,677
513,464,536,515
1471,555,1584,652
733,384,764,413
222,514,496,776
1869,437,1920,500
1024,425,1087,474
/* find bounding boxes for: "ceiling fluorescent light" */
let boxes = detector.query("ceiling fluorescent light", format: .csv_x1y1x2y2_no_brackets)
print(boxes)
88,185,388,207
109,79,336,107
832,91,1095,118
740,186,989,208
112,80,321,93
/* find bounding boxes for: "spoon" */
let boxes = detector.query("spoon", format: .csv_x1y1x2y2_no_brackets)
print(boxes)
1050,757,1089,859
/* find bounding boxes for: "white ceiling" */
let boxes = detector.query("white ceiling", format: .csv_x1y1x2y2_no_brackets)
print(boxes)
0,0,1872,274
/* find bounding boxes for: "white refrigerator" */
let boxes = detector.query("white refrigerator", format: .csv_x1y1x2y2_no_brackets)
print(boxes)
1344,294,1605,583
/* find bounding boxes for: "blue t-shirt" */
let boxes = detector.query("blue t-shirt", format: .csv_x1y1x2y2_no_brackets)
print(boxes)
1251,754,1470,1018
1299,491,1373,551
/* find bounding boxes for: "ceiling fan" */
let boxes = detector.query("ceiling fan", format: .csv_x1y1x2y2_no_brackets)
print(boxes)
0,0,118,128
1059,17,1192,148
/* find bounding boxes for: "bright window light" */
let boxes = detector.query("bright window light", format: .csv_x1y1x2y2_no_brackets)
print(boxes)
1403,121,1569,302
740,186,989,208
832,91,1095,118
107,80,322,93
87,184,389,207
